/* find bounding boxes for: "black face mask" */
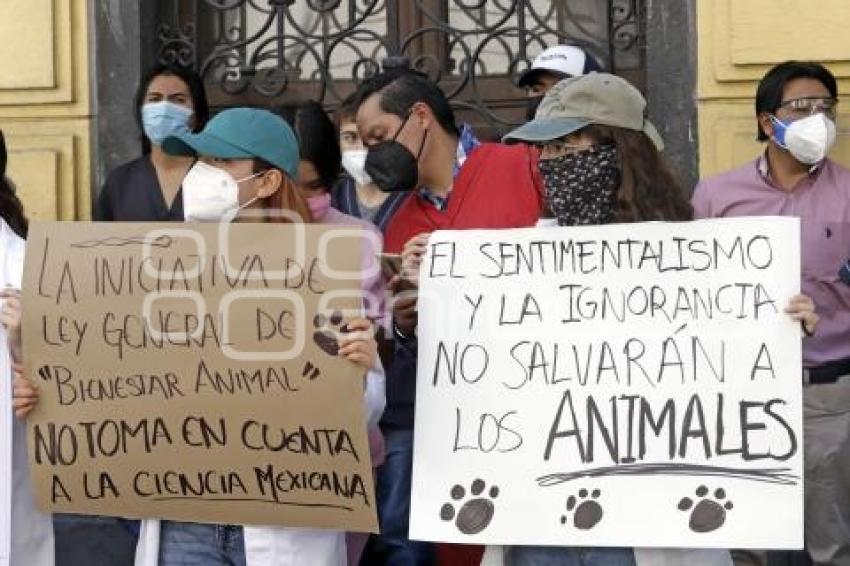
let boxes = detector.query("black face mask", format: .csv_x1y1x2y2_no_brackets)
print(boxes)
538,144,621,226
365,112,428,193
526,95,544,120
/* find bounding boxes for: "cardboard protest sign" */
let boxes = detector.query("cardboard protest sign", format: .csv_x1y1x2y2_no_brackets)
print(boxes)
23,221,378,532
410,217,803,549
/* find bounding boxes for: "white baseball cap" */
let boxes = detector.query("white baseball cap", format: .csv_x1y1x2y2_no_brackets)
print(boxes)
516,45,603,88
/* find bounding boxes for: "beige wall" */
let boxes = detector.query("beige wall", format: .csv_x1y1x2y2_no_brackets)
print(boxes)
698,0,850,178
0,0,91,220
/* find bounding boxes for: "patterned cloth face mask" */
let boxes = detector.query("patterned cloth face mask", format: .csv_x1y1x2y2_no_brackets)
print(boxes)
538,144,621,226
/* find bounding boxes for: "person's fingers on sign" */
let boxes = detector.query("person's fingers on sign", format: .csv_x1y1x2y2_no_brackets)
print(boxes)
338,318,378,370
11,362,39,420
402,232,430,259
784,293,818,336
402,232,430,264
0,287,22,357
399,262,421,286
401,232,430,285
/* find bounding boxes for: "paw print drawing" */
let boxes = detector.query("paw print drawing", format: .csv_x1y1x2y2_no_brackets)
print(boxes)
560,488,603,530
301,361,320,381
439,479,499,535
313,311,346,356
678,485,733,533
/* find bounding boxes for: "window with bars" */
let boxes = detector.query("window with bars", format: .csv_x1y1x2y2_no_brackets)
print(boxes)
155,0,646,139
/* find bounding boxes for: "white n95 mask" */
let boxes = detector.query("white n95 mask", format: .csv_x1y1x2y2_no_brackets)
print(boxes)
772,113,837,165
182,161,261,223
341,149,372,186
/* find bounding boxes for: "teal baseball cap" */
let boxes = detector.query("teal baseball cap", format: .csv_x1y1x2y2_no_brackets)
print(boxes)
504,73,664,150
162,107,299,178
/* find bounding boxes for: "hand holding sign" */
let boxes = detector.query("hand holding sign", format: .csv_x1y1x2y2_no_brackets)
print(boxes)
11,362,37,419
0,287,22,361
783,293,818,336
336,318,378,369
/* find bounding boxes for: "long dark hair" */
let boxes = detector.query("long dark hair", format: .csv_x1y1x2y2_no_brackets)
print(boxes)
274,101,341,190
0,131,28,238
134,64,210,154
582,124,692,222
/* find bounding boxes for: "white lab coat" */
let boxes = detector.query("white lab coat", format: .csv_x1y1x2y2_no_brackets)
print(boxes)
134,363,386,566
0,220,55,566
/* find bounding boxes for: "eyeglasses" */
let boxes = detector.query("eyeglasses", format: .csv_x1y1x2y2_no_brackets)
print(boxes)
777,96,838,119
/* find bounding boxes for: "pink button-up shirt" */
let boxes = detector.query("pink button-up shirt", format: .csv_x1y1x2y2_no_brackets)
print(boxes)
692,155,850,367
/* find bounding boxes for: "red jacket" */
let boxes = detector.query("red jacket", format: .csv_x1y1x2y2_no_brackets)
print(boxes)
383,142,544,252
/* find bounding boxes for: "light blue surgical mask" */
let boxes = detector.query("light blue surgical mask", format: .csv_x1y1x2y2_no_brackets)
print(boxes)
142,101,193,146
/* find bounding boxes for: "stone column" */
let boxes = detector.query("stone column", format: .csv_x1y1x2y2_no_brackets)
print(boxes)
645,0,699,193
90,1,160,198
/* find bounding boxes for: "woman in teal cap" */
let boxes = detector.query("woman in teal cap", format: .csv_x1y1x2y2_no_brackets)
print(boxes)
155,107,385,566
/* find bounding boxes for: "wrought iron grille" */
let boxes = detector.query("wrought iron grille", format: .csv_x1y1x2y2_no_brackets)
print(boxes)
155,0,646,138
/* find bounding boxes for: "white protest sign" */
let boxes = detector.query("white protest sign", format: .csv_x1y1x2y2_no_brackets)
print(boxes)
410,217,803,549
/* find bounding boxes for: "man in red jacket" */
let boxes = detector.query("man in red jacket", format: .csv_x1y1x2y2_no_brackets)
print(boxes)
357,73,544,252
352,70,544,565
